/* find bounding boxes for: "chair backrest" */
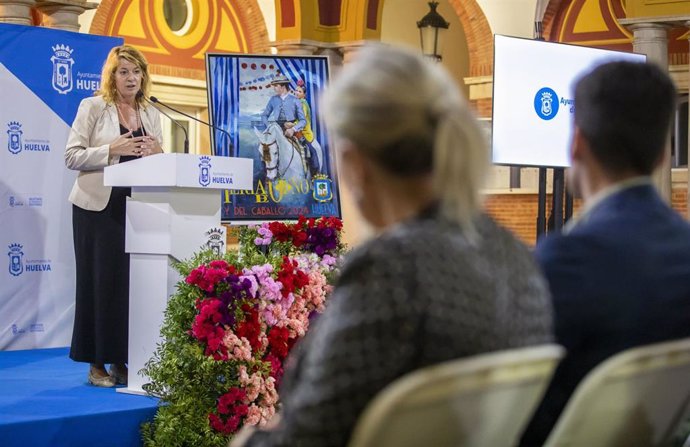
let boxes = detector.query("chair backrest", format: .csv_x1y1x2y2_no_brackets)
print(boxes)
347,344,564,447
544,337,690,447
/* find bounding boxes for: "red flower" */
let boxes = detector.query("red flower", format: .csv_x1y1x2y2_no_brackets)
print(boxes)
218,387,247,414
209,414,227,433
225,415,242,433
268,222,291,242
267,326,290,359
209,260,231,271
209,387,250,434
186,266,220,292
236,305,262,352
186,262,237,293
264,352,284,386
291,229,308,247
234,404,249,417
191,299,229,359
320,216,343,230
277,257,309,297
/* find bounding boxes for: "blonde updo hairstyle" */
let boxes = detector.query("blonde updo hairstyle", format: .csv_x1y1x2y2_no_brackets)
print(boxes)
322,44,489,234
97,45,151,106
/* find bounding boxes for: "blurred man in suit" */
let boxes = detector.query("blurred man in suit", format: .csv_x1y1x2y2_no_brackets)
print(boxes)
520,60,690,446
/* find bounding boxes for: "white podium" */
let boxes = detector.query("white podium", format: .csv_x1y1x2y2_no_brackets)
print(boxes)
104,153,252,395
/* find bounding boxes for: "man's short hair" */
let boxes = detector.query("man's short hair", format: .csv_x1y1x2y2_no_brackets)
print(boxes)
574,61,676,176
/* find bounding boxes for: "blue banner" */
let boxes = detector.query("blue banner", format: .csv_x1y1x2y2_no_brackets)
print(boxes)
0,24,122,350
206,54,341,222
0,23,122,126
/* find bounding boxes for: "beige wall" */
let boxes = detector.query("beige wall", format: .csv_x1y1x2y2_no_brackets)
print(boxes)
476,0,538,37
380,0,471,98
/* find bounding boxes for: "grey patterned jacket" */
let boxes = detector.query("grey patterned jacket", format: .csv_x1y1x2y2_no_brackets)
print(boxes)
247,209,554,446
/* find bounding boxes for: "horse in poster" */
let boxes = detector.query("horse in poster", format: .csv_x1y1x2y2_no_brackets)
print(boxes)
254,122,308,182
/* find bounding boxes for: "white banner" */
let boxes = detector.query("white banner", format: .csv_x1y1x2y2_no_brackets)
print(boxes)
0,24,122,350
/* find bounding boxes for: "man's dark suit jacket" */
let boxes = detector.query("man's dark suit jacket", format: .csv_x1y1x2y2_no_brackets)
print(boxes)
520,183,690,446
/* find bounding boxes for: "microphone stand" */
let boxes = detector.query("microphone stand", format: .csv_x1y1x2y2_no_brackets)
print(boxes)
149,96,234,155
143,96,189,153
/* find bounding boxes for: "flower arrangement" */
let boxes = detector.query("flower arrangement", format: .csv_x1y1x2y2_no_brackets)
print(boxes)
141,216,344,447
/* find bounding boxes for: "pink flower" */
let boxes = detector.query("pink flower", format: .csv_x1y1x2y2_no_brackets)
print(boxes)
239,274,259,299
245,404,262,426
222,332,253,362
321,254,338,267
262,377,278,406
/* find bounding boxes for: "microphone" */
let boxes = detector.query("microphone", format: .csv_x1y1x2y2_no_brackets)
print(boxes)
149,96,234,154
143,95,189,153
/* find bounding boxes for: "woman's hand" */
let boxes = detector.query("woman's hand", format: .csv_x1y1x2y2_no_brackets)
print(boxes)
109,133,161,157
140,135,163,157
108,131,147,157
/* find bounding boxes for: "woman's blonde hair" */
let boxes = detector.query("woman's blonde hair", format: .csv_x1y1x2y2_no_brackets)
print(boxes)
322,44,489,234
97,45,151,105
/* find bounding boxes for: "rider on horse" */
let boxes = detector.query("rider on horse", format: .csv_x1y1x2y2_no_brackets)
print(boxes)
261,75,313,177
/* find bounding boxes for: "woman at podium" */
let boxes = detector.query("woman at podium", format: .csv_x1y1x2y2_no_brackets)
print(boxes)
64,45,163,387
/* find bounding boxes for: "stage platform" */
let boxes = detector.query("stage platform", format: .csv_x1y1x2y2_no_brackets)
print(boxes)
0,347,159,447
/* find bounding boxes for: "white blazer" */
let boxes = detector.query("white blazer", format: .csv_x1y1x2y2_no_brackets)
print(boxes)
65,96,163,211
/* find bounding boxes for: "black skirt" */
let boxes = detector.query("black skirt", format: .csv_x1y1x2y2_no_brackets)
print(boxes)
69,183,132,364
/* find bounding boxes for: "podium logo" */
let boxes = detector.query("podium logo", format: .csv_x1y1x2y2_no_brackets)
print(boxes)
199,156,212,187
8,243,24,277
534,87,559,121
51,44,74,95
7,121,23,154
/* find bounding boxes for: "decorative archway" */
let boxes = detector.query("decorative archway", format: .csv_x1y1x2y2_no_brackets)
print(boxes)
447,0,493,78
90,0,270,79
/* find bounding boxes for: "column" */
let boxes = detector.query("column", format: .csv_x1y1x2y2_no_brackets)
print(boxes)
318,47,343,77
35,0,96,33
0,0,36,25
273,41,318,56
272,40,347,76
626,22,672,201
340,42,365,64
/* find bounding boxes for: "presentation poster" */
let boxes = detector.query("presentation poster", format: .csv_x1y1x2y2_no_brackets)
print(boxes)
0,24,122,350
206,54,341,222
492,35,645,168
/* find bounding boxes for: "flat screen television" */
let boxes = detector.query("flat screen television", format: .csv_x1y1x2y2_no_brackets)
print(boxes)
491,35,646,168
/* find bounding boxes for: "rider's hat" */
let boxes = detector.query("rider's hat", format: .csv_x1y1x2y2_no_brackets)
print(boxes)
270,74,290,86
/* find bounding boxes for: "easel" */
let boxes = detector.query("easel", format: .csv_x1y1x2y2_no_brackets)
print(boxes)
532,20,573,240
536,167,573,241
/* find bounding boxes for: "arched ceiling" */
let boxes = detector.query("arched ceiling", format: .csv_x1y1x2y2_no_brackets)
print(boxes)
545,0,688,64
91,0,269,78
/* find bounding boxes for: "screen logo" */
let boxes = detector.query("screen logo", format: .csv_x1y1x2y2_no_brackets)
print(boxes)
534,87,559,120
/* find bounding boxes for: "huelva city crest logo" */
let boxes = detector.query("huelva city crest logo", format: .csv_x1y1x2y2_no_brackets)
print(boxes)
7,121,22,154
51,44,74,94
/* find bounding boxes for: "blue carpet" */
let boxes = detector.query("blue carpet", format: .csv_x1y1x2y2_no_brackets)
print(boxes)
0,347,159,447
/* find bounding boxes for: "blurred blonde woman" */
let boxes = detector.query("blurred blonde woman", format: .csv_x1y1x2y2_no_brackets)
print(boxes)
65,45,163,387
235,44,553,447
